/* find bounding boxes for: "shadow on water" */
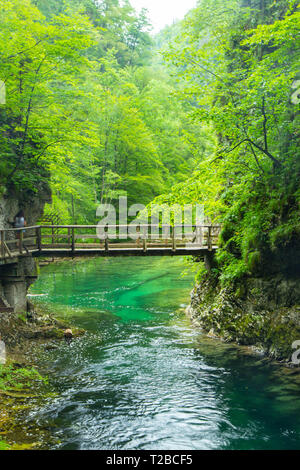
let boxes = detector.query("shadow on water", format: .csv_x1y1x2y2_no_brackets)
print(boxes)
28,257,300,450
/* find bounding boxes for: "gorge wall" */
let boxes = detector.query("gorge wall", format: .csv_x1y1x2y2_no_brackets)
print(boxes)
188,272,300,363
0,183,51,313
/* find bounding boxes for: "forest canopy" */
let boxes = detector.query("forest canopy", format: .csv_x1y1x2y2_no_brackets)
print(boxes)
157,0,300,283
0,0,210,223
0,0,299,283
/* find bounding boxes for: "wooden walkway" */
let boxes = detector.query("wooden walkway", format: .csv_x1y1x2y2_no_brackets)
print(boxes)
0,224,220,262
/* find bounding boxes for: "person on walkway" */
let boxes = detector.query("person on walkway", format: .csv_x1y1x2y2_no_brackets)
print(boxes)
14,210,26,239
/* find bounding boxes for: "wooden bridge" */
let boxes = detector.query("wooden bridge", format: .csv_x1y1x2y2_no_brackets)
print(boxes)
0,224,220,263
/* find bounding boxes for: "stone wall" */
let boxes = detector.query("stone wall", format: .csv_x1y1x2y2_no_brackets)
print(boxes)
0,182,51,313
0,182,51,229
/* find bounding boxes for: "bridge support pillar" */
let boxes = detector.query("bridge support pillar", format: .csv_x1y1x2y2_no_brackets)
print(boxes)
0,258,38,313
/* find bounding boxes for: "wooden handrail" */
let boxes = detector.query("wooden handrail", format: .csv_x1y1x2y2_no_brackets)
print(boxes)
37,224,220,229
2,225,41,232
0,224,221,234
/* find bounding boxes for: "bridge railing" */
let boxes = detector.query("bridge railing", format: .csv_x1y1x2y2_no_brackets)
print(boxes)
0,226,41,259
0,224,221,259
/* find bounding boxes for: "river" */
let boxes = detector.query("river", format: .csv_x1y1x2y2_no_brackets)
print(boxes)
28,257,300,450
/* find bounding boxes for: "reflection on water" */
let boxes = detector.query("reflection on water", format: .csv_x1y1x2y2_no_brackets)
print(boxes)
29,257,300,450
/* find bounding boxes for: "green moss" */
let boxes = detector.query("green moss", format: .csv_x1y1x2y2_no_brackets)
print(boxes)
0,440,11,450
191,277,300,361
247,250,262,272
219,224,235,246
0,363,47,393
235,284,246,299
195,262,207,283
263,317,300,359
17,314,27,323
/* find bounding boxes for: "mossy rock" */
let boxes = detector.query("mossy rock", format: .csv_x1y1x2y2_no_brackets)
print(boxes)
190,275,300,362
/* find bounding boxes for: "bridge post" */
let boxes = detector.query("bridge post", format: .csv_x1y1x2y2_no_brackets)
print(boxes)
136,225,141,248
196,226,202,246
164,226,169,247
142,226,147,252
19,231,23,254
105,232,109,252
36,227,42,252
1,231,5,259
71,228,75,253
208,226,212,251
172,226,176,252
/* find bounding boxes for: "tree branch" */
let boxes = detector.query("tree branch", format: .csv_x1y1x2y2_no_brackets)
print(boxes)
35,139,74,162
262,96,268,152
5,38,46,61
218,138,282,167
8,56,47,179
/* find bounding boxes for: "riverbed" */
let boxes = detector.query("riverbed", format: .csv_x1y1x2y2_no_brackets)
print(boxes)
28,257,300,450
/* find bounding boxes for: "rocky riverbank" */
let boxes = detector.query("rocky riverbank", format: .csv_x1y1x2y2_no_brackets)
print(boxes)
188,274,300,365
0,305,85,450
0,306,85,355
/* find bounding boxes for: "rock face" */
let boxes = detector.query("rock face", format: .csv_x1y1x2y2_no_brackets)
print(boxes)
0,182,51,313
188,274,300,362
0,182,51,229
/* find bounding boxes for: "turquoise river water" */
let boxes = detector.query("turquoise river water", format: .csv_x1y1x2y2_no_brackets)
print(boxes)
29,257,300,450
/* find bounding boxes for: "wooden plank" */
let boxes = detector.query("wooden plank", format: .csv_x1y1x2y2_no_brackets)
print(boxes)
40,241,208,250
42,234,72,239
22,236,37,242
74,234,99,240
39,246,65,251
4,242,12,258
33,246,217,258
38,224,219,230
5,239,19,245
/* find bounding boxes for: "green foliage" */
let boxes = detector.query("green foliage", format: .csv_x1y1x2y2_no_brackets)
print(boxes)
0,0,207,223
0,364,47,392
17,313,27,323
158,0,300,284
1,0,299,282
0,0,99,196
0,440,10,450
195,262,207,283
